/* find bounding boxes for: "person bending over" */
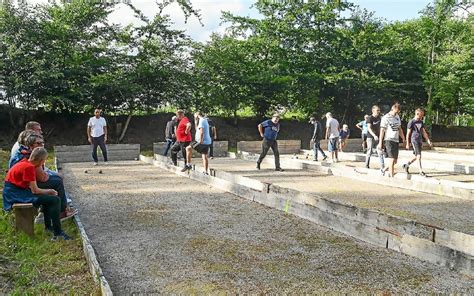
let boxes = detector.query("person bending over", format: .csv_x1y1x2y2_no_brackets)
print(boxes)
181,112,212,174
3,147,71,241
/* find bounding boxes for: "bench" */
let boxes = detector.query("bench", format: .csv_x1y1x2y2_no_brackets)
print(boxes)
54,144,141,163
237,140,301,154
12,203,36,237
153,141,228,157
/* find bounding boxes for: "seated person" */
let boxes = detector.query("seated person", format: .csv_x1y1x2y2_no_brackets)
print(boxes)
10,121,43,158
9,133,77,221
339,124,350,152
9,130,36,168
3,147,71,240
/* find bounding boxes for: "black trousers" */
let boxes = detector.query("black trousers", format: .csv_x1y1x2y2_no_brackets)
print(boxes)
171,141,190,166
257,138,280,169
209,139,214,157
33,195,62,235
92,135,108,162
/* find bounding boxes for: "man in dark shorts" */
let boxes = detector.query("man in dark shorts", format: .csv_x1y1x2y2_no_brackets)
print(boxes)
182,112,212,174
171,110,192,168
365,105,385,171
378,103,406,177
256,114,284,171
403,108,432,176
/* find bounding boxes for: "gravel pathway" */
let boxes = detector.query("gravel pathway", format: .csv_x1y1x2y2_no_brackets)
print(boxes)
209,158,474,235
63,161,473,294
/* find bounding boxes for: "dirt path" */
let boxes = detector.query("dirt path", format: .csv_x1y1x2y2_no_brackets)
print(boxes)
63,161,473,294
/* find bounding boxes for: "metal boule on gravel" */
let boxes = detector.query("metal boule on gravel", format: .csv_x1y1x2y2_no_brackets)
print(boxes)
84,170,88,173
99,170,103,174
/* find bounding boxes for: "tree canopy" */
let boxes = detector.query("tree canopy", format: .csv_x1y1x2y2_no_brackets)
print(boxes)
0,0,472,126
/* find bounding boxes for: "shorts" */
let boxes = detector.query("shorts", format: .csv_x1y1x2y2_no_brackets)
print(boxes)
412,142,422,156
191,142,210,155
361,133,367,141
328,137,339,152
384,140,399,159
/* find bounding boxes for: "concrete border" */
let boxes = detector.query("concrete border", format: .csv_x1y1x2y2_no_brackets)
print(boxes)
56,157,113,296
54,144,140,163
145,154,474,276
248,150,473,200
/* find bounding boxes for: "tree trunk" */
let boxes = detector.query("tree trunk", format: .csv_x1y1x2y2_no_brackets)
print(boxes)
118,114,132,143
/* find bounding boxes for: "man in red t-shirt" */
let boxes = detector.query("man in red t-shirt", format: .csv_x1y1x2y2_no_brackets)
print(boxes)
170,110,192,167
3,147,71,240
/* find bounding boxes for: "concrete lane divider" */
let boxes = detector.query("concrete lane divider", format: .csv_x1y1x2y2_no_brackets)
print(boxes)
142,154,473,276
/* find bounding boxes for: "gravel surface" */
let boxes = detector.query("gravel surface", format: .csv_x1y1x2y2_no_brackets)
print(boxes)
210,158,474,234
62,161,473,294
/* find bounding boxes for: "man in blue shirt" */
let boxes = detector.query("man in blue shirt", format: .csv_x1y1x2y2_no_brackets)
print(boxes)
182,111,213,174
256,114,283,171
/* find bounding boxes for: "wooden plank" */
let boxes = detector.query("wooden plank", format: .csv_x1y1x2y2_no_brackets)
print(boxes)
14,205,36,237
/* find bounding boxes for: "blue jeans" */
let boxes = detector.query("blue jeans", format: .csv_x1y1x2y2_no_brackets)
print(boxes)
312,139,326,160
163,138,175,156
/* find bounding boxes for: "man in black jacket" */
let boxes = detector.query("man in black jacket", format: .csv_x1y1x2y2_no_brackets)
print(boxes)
310,116,327,161
163,115,177,156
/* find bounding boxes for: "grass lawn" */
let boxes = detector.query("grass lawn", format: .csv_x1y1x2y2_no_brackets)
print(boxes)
0,150,99,295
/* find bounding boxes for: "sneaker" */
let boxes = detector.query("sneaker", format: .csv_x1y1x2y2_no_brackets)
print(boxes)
93,162,98,166
420,171,427,177
380,168,385,176
313,159,318,162
51,231,72,241
60,208,78,221
104,162,108,165
256,163,261,170
403,164,410,174
275,167,284,172
180,165,191,172
34,212,44,224
322,156,328,161
365,165,370,169
210,157,214,160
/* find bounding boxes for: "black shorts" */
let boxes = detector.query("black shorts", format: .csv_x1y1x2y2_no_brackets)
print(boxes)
192,142,210,154
384,140,399,159
412,142,422,156
362,133,367,141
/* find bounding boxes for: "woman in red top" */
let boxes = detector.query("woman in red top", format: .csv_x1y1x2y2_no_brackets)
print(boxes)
3,147,71,240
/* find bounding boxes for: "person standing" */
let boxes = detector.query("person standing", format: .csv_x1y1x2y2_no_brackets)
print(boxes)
339,124,350,152
365,105,385,171
378,103,406,177
403,108,433,176
182,112,212,173
163,116,177,156
325,112,340,163
356,115,369,152
256,114,284,171
207,117,217,159
309,116,327,161
87,109,108,165
171,110,192,167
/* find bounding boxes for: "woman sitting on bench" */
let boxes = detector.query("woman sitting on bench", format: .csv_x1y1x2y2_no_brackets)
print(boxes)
3,147,71,241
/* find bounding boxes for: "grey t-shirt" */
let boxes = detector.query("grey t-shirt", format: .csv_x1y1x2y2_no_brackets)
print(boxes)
381,113,401,142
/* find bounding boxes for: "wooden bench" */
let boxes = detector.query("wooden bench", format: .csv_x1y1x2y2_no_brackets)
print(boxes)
237,140,301,154
13,203,36,237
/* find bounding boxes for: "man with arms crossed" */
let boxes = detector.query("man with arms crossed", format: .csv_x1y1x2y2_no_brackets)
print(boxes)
378,103,406,177
325,112,340,163
87,109,108,165
403,108,432,176
256,114,284,171
171,110,192,168
365,105,385,172
181,112,212,173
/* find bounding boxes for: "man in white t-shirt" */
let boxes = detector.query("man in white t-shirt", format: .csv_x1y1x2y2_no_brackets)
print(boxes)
377,103,406,177
87,109,108,165
325,112,340,163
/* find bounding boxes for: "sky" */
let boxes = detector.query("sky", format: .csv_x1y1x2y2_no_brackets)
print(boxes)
25,0,433,42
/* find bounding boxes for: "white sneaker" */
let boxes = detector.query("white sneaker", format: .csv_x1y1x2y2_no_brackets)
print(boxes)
104,162,108,165
93,162,98,166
